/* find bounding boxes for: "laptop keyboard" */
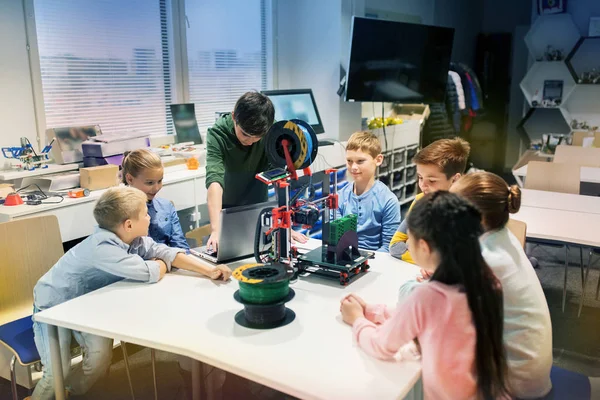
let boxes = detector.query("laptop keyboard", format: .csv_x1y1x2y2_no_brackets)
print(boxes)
203,249,218,257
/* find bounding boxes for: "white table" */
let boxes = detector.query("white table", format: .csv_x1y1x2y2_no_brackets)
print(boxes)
34,242,423,400
514,206,600,313
512,164,600,187
0,167,207,241
521,188,600,215
514,206,600,248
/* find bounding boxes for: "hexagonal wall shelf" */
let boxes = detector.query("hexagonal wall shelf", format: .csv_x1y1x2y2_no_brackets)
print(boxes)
566,37,600,84
520,61,576,107
517,107,571,146
563,85,600,128
525,14,580,61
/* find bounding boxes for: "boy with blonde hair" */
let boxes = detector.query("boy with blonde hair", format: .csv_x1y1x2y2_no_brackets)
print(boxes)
337,131,400,252
31,187,231,399
390,137,470,262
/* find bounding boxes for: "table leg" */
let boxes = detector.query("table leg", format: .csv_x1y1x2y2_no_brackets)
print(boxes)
48,324,66,400
562,245,568,312
578,250,593,317
192,359,202,400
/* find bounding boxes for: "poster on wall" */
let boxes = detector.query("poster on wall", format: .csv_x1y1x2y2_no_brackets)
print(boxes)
538,0,566,15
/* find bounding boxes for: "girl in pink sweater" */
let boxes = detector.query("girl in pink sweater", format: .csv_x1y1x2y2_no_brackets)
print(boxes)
340,191,510,400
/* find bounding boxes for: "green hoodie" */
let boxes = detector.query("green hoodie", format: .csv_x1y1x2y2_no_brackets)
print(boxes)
205,113,269,207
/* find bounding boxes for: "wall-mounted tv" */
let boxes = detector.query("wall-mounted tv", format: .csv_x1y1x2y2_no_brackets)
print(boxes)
345,17,455,103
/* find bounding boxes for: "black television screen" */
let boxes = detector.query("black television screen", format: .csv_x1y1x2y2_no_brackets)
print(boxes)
345,17,454,103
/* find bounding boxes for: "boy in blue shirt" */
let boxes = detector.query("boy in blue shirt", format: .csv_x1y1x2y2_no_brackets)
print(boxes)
31,187,231,399
336,131,400,252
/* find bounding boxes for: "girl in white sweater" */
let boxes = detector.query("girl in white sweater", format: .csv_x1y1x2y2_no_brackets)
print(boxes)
451,172,553,399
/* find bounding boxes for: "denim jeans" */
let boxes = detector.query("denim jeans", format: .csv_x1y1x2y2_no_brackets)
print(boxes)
31,308,113,400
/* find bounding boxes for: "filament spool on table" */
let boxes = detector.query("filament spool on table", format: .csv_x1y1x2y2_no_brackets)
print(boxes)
265,119,318,170
232,263,296,329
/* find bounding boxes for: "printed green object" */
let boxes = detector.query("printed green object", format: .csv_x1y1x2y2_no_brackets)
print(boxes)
327,214,357,245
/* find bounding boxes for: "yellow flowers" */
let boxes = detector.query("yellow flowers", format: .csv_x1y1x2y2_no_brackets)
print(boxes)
367,117,403,130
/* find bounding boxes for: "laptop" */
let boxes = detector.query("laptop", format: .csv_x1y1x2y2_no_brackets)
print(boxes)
191,200,277,263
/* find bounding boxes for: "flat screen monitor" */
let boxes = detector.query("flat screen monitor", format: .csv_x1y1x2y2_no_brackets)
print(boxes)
345,17,454,103
170,103,203,144
262,89,324,134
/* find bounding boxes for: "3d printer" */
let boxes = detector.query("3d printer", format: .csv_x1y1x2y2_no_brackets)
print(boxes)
253,119,374,286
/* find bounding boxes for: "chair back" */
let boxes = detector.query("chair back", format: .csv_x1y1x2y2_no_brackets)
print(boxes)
506,219,527,249
553,145,600,167
525,161,580,194
185,224,212,248
0,216,63,325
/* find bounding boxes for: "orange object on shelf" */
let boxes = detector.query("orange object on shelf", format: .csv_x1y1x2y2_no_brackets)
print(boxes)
68,188,90,198
186,157,199,170
4,193,24,206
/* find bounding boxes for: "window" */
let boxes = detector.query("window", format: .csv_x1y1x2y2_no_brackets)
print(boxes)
34,0,173,136
185,0,268,133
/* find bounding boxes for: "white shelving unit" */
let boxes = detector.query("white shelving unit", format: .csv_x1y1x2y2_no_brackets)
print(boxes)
372,122,420,206
525,13,580,61
563,85,600,128
520,61,576,107
517,13,600,143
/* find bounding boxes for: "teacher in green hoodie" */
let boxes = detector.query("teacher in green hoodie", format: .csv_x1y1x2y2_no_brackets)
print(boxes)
205,91,307,251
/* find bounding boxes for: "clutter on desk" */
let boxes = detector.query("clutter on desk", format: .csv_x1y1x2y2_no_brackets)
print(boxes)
21,172,81,192
4,192,24,206
82,132,149,167
80,164,119,190
68,188,90,198
1,136,54,171
46,125,101,164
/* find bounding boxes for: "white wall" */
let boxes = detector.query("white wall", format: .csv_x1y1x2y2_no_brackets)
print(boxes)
275,0,362,141
0,0,39,150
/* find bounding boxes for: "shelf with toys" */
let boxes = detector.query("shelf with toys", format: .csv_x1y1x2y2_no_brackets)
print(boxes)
518,12,600,152
525,13,580,63
519,62,576,108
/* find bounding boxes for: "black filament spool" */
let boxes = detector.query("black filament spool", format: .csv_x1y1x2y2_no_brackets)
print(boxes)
233,289,296,329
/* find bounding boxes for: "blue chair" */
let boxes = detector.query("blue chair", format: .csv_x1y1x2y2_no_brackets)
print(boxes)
547,366,591,400
0,216,64,399
0,315,39,400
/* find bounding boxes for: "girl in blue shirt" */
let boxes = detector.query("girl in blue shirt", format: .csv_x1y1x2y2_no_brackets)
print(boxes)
122,149,189,250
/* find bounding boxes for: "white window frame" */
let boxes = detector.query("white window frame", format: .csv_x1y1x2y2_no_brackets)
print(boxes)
23,0,276,149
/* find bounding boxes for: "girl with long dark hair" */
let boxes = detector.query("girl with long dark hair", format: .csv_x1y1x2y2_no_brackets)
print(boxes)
340,191,509,399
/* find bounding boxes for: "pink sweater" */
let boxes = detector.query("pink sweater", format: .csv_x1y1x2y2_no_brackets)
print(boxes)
353,281,477,400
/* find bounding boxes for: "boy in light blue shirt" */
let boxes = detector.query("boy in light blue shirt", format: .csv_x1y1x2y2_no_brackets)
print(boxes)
336,131,400,252
31,187,231,400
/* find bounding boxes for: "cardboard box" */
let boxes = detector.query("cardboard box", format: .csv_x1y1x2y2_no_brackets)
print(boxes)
390,104,431,121
79,165,119,190
512,149,552,171
572,131,600,147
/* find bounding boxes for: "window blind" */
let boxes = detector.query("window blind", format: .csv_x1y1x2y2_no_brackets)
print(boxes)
185,0,267,134
34,0,173,136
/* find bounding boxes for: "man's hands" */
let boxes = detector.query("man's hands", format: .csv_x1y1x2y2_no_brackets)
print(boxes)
206,231,219,253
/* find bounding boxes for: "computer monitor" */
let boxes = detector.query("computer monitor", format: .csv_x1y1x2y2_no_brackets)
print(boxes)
262,89,325,134
170,103,203,144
